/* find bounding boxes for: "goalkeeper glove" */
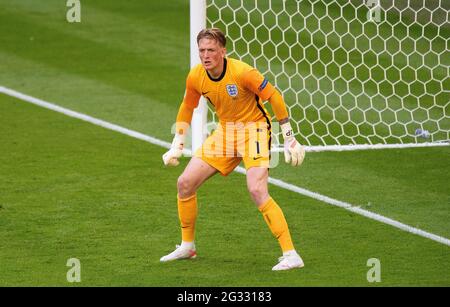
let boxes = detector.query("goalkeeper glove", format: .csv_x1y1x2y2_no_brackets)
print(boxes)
162,134,185,167
281,122,305,167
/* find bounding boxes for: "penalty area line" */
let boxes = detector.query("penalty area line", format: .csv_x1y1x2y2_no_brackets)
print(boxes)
1,85,449,247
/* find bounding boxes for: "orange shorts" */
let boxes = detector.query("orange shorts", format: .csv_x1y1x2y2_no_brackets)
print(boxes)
195,121,271,176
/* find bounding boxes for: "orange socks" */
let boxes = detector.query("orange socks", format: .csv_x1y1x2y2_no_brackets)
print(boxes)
259,197,295,252
177,194,198,242
178,194,294,252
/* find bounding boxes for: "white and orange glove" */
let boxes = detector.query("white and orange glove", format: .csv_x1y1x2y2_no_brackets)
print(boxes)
281,122,305,167
162,134,185,167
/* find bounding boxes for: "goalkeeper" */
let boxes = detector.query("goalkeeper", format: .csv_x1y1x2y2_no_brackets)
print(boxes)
161,28,305,271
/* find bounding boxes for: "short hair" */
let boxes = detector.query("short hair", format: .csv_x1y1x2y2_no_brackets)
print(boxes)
197,28,226,47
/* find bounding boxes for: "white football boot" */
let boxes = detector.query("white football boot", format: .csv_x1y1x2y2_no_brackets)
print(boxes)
272,250,304,271
160,244,197,262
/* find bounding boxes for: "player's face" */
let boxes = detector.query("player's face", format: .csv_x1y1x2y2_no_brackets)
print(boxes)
198,38,226,76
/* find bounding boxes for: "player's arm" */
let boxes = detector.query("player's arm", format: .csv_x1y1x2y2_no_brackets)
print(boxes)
162,74,200,166
242,69,305,166
268,91,305,167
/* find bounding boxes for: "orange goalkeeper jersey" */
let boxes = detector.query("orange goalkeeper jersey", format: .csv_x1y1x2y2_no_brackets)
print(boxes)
183,58,276,124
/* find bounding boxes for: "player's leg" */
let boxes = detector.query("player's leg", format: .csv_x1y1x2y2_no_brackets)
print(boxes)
176,157,217,244
177,156,218,198
246,167,294,251
246,167,304,271
160,157,218,262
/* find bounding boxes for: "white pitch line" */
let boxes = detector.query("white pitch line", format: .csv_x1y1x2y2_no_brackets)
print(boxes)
0,86,172,150
273,142,449,152
1,85,449,247
235,167,450,246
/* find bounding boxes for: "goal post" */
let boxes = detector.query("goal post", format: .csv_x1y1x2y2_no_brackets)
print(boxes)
190,0,208,153
191,0,449,152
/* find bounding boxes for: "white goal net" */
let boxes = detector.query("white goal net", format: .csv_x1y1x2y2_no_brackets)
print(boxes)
203,0,449,150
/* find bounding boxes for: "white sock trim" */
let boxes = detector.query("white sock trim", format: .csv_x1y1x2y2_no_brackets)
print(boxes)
181,241,195,249
283,249,297,257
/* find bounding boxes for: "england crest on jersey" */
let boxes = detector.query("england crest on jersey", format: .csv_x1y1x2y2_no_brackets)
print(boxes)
226,84,238,97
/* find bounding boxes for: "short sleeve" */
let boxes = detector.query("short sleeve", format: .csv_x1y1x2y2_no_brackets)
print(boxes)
241,69,276,101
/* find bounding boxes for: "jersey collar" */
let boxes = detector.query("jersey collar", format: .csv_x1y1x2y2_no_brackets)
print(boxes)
206,58,227,82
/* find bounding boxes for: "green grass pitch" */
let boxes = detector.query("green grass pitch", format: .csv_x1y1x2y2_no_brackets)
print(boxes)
0,0,449,286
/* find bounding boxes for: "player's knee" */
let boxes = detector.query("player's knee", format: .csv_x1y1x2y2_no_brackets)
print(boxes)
248,184,268,204
177,175,195,197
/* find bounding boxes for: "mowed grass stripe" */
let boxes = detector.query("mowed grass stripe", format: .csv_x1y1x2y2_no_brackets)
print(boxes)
0,2,189,140
3,85,449,246
1,93,449,286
